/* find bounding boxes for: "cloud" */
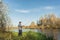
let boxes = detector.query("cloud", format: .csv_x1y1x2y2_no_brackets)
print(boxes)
43,6,55,10
15,6,55,14
16,9,30,13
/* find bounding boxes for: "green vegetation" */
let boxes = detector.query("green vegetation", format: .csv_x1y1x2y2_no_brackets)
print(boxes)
12,31,47,40
0,31,54,40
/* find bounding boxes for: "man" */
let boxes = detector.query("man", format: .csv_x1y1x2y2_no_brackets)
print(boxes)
18,21,22,36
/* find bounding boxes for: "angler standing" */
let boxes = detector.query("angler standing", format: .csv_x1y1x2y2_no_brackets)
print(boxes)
18,21,22,36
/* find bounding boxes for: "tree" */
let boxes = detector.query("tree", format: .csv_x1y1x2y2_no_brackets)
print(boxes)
37,14,60,40
0,1,11,31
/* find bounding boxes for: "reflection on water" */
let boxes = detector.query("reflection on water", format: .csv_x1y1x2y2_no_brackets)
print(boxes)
11,29,41,32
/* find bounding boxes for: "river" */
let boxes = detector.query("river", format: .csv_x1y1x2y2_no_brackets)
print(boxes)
11,29,41,32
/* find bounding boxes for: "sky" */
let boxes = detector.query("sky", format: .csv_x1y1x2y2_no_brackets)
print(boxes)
3,0,60,26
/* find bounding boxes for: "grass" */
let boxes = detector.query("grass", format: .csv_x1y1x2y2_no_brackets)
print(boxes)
0,31,53,40
11,31,47,40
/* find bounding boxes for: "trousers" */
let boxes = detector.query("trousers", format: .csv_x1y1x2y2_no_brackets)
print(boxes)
18,30,22,36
